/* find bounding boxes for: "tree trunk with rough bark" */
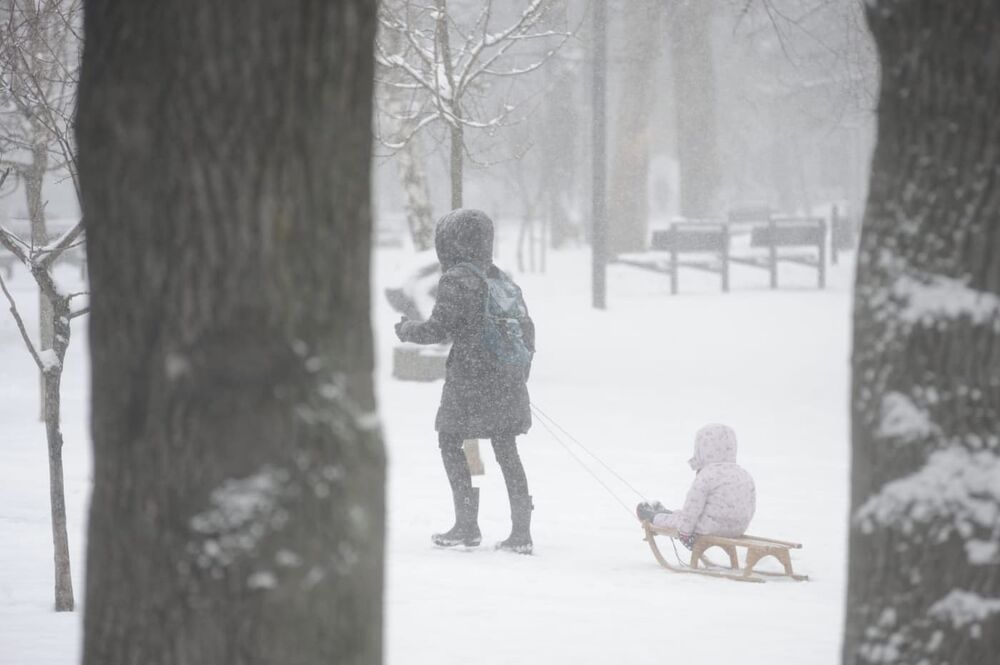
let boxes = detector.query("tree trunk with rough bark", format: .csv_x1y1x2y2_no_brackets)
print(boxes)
608,1,660,254
843,3,1000,664
77,1,384,663
670,0,719,219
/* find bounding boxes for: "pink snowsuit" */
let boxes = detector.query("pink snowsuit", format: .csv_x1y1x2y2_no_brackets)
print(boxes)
652,424,756,537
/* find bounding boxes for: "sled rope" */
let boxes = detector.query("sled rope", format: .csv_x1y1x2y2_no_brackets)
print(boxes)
531,408,639,519
531,403,724,570
531,403,649,501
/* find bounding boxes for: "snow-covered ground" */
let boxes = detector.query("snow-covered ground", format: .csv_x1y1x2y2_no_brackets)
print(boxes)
0,240,854,664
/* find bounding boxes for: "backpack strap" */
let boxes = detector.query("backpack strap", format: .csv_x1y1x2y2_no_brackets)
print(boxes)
453,262,528,321
453,261,491,318
454,261,487,280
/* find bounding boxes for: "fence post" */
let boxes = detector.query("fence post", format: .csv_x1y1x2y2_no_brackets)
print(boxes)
721,223,730,293
768,216,778,288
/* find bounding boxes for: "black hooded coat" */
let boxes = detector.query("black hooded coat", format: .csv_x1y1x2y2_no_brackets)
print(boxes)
397,209,534,438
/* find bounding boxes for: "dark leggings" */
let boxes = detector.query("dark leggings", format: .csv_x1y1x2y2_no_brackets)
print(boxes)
439,432,529,499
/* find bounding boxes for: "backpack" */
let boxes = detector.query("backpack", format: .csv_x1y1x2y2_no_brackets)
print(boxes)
458,262,533,382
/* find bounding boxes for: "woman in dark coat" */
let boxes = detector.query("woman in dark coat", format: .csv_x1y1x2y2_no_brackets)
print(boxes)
395,209,535,553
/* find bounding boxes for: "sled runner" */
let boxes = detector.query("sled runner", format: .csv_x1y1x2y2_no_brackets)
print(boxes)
642,522,808,583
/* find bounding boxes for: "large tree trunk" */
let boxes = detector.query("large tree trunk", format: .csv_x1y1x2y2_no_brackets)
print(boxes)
77,2,384,664
843,3,1000,664
607,0,660,254
670,0,719,219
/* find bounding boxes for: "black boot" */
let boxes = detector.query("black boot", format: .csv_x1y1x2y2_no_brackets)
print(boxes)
497,494,533,554
636,501,670,523
432,487,482,547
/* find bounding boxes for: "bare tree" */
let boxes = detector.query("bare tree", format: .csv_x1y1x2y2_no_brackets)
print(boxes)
843,2,1000,664
0,0,82,388
77,0,384,662
0,0,83,613
719,0,877,220
0,191,85,613
377,23,437,251
375,0,572,209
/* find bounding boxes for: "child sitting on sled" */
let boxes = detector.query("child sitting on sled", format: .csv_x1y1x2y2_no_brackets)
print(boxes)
636,424,756,549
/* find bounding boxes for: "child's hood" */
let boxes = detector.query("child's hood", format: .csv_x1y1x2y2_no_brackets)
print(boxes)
688,424,738,470
435,208,494,271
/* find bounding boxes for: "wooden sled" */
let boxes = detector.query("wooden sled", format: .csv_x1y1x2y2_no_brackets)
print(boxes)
642,522,808,583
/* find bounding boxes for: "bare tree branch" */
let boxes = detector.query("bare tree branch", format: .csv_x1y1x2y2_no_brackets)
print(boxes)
374,0,571,156
37,218,83,266
0,270,43,371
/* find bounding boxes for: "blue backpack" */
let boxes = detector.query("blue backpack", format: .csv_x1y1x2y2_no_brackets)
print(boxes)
458,263,533,382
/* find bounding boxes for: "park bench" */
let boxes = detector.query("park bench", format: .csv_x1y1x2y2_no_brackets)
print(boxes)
611,208,830,293
642,521,808,583
614,220,730,294
728,216,827,288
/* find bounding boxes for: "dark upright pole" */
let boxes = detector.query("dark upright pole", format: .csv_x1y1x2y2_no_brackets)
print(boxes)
591,0,608,309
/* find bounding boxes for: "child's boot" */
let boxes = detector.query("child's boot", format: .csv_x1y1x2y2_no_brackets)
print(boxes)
432,487,482,547
636,500,670,523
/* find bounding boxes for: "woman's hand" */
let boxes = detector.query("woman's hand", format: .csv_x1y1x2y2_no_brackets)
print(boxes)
394,316,410,342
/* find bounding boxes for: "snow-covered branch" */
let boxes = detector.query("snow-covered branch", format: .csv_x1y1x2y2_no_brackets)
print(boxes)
0,223,31,264
374,0,570,154
379,112,440,151
37,219,84,266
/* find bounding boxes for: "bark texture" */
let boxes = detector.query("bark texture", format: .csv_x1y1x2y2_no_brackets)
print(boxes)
843,3,1000,664
77,1,384,664
670,0,719,219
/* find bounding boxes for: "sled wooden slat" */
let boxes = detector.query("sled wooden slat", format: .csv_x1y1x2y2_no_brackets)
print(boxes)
642,522,808,583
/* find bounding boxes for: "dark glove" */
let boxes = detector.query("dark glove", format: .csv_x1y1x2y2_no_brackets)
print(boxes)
635,500,669,523
394,316,410,342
